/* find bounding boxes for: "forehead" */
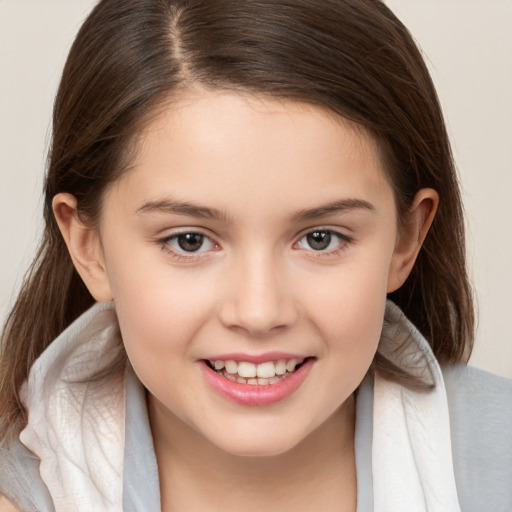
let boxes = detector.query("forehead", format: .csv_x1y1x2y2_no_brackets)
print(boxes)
109,89,393,219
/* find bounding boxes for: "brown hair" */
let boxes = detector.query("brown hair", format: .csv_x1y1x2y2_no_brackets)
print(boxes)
0,0,473,441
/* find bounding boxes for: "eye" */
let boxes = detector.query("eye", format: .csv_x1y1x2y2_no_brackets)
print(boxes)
162,232,218,254
296,229,349,252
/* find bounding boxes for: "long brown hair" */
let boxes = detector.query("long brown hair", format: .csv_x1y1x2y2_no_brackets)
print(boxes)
0,0,473,441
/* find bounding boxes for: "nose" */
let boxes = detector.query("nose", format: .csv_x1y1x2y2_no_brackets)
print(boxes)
218,250,298,337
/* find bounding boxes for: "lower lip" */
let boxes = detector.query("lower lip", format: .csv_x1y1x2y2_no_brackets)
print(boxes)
199,358,315,406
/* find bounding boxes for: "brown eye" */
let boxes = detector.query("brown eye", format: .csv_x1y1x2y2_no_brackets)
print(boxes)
158,231,219,259
176,233,205,252
306,231,332,251
296,229,350,253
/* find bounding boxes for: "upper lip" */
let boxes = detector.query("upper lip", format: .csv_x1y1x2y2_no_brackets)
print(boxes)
201,352,311,364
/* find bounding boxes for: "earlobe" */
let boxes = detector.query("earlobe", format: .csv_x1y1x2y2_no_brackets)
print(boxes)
52,193,113,302
387,188,439,293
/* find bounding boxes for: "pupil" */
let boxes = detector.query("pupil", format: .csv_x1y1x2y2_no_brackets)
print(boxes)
177,233,204,252
307,231,331,250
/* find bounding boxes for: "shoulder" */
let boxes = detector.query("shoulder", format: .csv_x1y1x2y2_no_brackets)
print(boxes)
442,364,512,512
442,364,512,429
443,363,512,410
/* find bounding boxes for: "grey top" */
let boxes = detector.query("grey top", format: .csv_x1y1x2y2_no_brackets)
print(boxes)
355,365,512,512
1,363,511,511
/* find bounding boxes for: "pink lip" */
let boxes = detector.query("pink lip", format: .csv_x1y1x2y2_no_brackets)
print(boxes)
199,357,315,406
203,352,307,364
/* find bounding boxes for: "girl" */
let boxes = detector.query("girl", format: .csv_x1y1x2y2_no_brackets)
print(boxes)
0,1,510,511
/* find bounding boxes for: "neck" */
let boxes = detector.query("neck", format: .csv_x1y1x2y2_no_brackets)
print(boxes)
149,396,357,512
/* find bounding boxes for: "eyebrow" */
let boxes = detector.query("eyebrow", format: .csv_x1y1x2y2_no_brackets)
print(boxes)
136,197,375,223
290,198,376,222
136,199,232,222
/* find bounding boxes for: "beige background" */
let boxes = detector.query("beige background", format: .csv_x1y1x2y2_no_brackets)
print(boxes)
1,0,511,377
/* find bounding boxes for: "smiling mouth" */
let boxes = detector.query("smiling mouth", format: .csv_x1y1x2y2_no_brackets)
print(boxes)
204,358,311,386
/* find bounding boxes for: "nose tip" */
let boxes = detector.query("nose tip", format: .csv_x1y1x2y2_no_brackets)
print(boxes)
219,289,293,336
217,260,297,336
227,311,286,337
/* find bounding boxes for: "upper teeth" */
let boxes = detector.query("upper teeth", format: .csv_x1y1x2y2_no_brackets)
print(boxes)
211,358,304,378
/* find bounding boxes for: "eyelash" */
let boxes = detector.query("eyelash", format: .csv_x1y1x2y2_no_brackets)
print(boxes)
157,230,219,262
294,229,352,257
156,228,353,262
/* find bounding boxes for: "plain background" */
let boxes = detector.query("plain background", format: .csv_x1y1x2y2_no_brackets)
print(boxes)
0,1,511,378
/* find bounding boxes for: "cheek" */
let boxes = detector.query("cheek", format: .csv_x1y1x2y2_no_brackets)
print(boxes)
315,288,385,408
302,248,392,333
111,271,213,412
320,288,385,373
297,247,392,384
103,245,219,374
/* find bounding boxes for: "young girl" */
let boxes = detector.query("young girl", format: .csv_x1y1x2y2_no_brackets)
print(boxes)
0,0,510,511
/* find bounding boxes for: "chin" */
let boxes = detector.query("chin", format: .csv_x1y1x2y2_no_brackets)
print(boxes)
209,429,305,458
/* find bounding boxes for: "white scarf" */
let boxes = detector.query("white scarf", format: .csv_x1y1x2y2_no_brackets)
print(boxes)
373,302,461,511
19,301,461,511
19,303,125,511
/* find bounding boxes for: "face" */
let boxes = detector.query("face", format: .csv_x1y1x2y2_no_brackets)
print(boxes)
93,90,405,456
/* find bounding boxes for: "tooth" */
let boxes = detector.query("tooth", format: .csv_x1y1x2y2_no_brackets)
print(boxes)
275,359,287,375
286,359,299,372
247,378,258,385
257,378,270,385
214,360,225,370
225,373,236,381
238,362,257,378
256,361,276,378
225,360,238,374
269,376,281,384
237,377,246,384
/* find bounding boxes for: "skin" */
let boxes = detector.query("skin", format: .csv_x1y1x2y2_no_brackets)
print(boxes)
53,89,438,511
0,497,20,512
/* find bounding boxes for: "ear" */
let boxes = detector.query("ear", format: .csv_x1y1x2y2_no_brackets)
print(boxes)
387,188,439,293
52,193,113,302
